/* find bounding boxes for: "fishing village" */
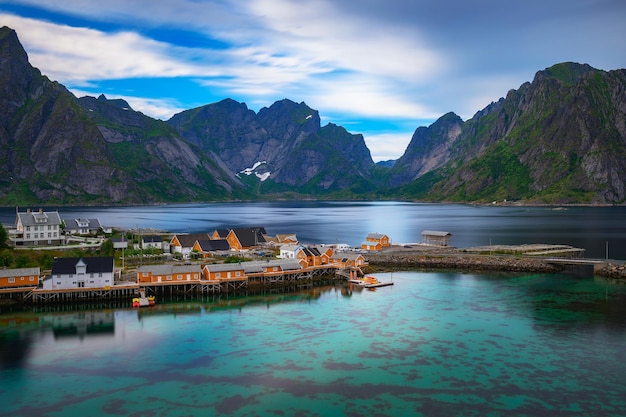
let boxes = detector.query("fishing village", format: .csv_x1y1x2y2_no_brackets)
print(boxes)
0,208,623,307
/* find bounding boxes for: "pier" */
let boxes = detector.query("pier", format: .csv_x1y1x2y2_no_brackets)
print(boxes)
0,264,355,305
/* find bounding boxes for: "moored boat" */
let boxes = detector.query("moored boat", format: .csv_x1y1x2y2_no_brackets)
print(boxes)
132,289,156,308
349,275,394,288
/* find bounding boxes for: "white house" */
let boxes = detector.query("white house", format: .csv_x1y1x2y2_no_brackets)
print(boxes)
44,257,115,290
279,243,304,259
11,208,63,246
63,218,102,235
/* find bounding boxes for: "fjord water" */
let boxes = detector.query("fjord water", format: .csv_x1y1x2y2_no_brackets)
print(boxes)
2,272,626,417
2,201,626,259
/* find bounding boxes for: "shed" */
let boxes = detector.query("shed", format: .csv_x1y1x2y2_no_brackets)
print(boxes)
421,230,452,246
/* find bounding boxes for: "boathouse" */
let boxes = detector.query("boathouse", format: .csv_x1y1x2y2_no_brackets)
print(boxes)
202,263,247,281
137,264,202,283
421,230,452,246
0,267,40,289
44,257,115,290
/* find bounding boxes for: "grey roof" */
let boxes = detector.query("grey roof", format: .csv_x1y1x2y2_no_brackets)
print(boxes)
204,259,302,274
0,267,40,278
421,230,451,236
366,233,387,239
17,210,62,227
137,264,202,275
64,218,102,230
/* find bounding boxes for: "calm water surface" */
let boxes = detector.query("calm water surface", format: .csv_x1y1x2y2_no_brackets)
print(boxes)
2,272,626,417
2,201,626,259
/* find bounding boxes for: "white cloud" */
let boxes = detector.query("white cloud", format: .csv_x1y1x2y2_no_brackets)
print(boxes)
1,14,221,84
364,132,414,163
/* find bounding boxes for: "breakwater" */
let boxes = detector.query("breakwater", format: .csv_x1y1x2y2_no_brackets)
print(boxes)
366,250,562,274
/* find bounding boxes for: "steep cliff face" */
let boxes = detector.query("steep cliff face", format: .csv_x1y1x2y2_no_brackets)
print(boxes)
0,26,244,205
0,27,136,204
168,98,375,194
78,95,244,201
387,112,463,186
397,63,626,204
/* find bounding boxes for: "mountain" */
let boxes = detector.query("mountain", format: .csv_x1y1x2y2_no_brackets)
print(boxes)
0,27,134,205
2,25,626,206
0,26,244,205
77,94,245,201
167,99,376,195
392,62,626,204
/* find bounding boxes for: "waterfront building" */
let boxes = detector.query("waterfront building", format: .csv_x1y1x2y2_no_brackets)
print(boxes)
421,230,452,246
137,264,202,283
0,267,40,289
44,257,114,290
11,208,63,246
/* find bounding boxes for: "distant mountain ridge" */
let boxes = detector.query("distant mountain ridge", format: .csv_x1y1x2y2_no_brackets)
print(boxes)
1,25,625,205
167,98,375,195
391,62,626,204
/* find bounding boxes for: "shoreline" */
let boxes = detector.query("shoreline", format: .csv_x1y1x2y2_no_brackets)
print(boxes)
364,246,626,282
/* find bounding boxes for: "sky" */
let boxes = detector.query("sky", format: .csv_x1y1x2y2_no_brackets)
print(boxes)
1,0,625,162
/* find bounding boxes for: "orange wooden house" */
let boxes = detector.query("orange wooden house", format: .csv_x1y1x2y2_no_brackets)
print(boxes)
226,227,267,251
191,239,231,258
361,233,390,251
0,267,40,289
137,264,202,284
329,252,367,268
202,263,247,281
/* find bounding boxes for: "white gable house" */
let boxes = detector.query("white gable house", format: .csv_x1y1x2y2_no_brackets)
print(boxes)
44,257,115,290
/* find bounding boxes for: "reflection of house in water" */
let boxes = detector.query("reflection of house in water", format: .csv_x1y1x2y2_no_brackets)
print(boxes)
41,311,115,339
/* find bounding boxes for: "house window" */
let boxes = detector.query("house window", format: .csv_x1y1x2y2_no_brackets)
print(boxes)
167,276,172,280
177,274,183,280
216,272,221,278
26,233,30,239
99,273,103,278
142,272,148,277
26,226,30,231
20,277,24,280
8,278,15,283
29,277,34,281
90,273,94,278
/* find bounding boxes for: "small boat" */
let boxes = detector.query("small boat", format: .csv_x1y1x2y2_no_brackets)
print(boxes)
349,276,394,288
132,289,156,308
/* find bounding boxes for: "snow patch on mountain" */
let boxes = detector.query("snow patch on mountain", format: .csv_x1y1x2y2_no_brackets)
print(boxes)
239,161,270,181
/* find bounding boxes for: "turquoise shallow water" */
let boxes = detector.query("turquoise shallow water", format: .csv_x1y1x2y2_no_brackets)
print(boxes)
2,272,626,417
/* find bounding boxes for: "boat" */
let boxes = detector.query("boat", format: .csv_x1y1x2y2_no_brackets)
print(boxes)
349,275,394,288
132,289,156,308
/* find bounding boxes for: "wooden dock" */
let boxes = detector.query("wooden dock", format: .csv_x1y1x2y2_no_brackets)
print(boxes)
0,265,356,304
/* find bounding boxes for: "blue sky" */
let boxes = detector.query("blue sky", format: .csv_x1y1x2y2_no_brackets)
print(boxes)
1,0,625,161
